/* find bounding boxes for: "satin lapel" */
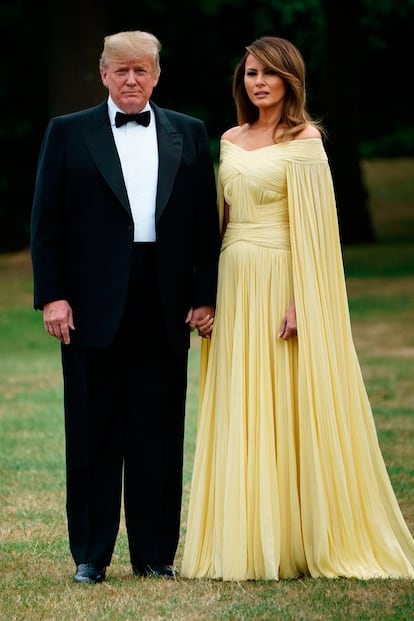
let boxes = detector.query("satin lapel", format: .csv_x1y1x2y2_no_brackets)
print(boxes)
82,102,130,214
153,105,183,224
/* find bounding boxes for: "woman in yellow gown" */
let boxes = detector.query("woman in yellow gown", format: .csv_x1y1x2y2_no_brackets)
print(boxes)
181,36,414,581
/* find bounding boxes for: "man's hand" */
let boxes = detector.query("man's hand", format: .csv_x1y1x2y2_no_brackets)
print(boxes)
43,300,75,345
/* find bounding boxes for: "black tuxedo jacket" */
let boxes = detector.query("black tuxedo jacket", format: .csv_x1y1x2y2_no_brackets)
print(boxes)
31,100,220,353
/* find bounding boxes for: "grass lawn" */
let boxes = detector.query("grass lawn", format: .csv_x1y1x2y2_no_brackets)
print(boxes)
0,158,413,620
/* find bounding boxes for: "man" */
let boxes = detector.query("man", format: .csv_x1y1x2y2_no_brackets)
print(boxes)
30,30,220,584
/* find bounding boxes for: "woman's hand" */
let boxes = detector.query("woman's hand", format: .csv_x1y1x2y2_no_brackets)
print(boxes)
278,302,297,340
196,313,215,339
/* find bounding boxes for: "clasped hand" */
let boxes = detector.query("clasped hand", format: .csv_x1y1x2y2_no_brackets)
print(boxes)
186,306,215,339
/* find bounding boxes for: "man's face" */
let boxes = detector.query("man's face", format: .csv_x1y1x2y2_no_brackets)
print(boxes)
100,57,159,114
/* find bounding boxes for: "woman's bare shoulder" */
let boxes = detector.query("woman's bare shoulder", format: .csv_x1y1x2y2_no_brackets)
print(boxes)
221,125,245,142
294,123,321,140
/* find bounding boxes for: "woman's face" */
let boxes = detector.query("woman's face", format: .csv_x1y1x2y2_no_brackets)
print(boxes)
244,54,286,110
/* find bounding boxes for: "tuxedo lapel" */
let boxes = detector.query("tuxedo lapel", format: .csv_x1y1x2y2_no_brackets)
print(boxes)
82,102,131,214
152,104,183,224
81,101,184,221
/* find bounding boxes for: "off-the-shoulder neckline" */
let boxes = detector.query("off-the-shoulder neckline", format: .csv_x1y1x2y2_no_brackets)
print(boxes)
220,137,322,152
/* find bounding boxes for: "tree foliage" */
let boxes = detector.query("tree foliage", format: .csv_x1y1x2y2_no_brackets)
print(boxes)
1,0,413,250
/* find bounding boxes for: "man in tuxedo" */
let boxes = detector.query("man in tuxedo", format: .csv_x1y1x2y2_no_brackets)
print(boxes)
30,30,220,584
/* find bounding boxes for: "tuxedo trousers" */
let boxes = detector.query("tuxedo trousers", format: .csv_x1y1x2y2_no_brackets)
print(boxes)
61,243,188,567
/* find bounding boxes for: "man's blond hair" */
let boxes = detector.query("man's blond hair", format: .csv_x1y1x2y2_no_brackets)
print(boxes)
100,30,161,77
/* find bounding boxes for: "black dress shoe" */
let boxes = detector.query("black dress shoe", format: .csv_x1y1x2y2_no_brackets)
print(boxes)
132,563,177,579
74,563,106,584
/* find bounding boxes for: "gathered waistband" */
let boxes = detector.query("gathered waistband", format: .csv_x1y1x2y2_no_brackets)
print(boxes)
222,222,291,251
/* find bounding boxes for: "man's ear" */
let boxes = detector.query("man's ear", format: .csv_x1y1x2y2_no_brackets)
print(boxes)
100,67,109,88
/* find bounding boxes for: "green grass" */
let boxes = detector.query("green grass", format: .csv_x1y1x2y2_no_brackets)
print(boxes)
1,158,414,620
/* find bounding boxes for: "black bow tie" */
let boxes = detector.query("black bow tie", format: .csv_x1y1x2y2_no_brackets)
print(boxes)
115,110,151,128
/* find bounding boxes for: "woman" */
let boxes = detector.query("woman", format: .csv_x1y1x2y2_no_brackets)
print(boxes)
181,36,414,581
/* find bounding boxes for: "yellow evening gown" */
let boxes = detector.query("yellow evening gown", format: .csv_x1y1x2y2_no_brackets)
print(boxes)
181,138,414,580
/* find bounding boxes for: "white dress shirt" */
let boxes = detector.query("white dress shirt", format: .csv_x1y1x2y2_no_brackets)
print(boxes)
107,96,158,242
